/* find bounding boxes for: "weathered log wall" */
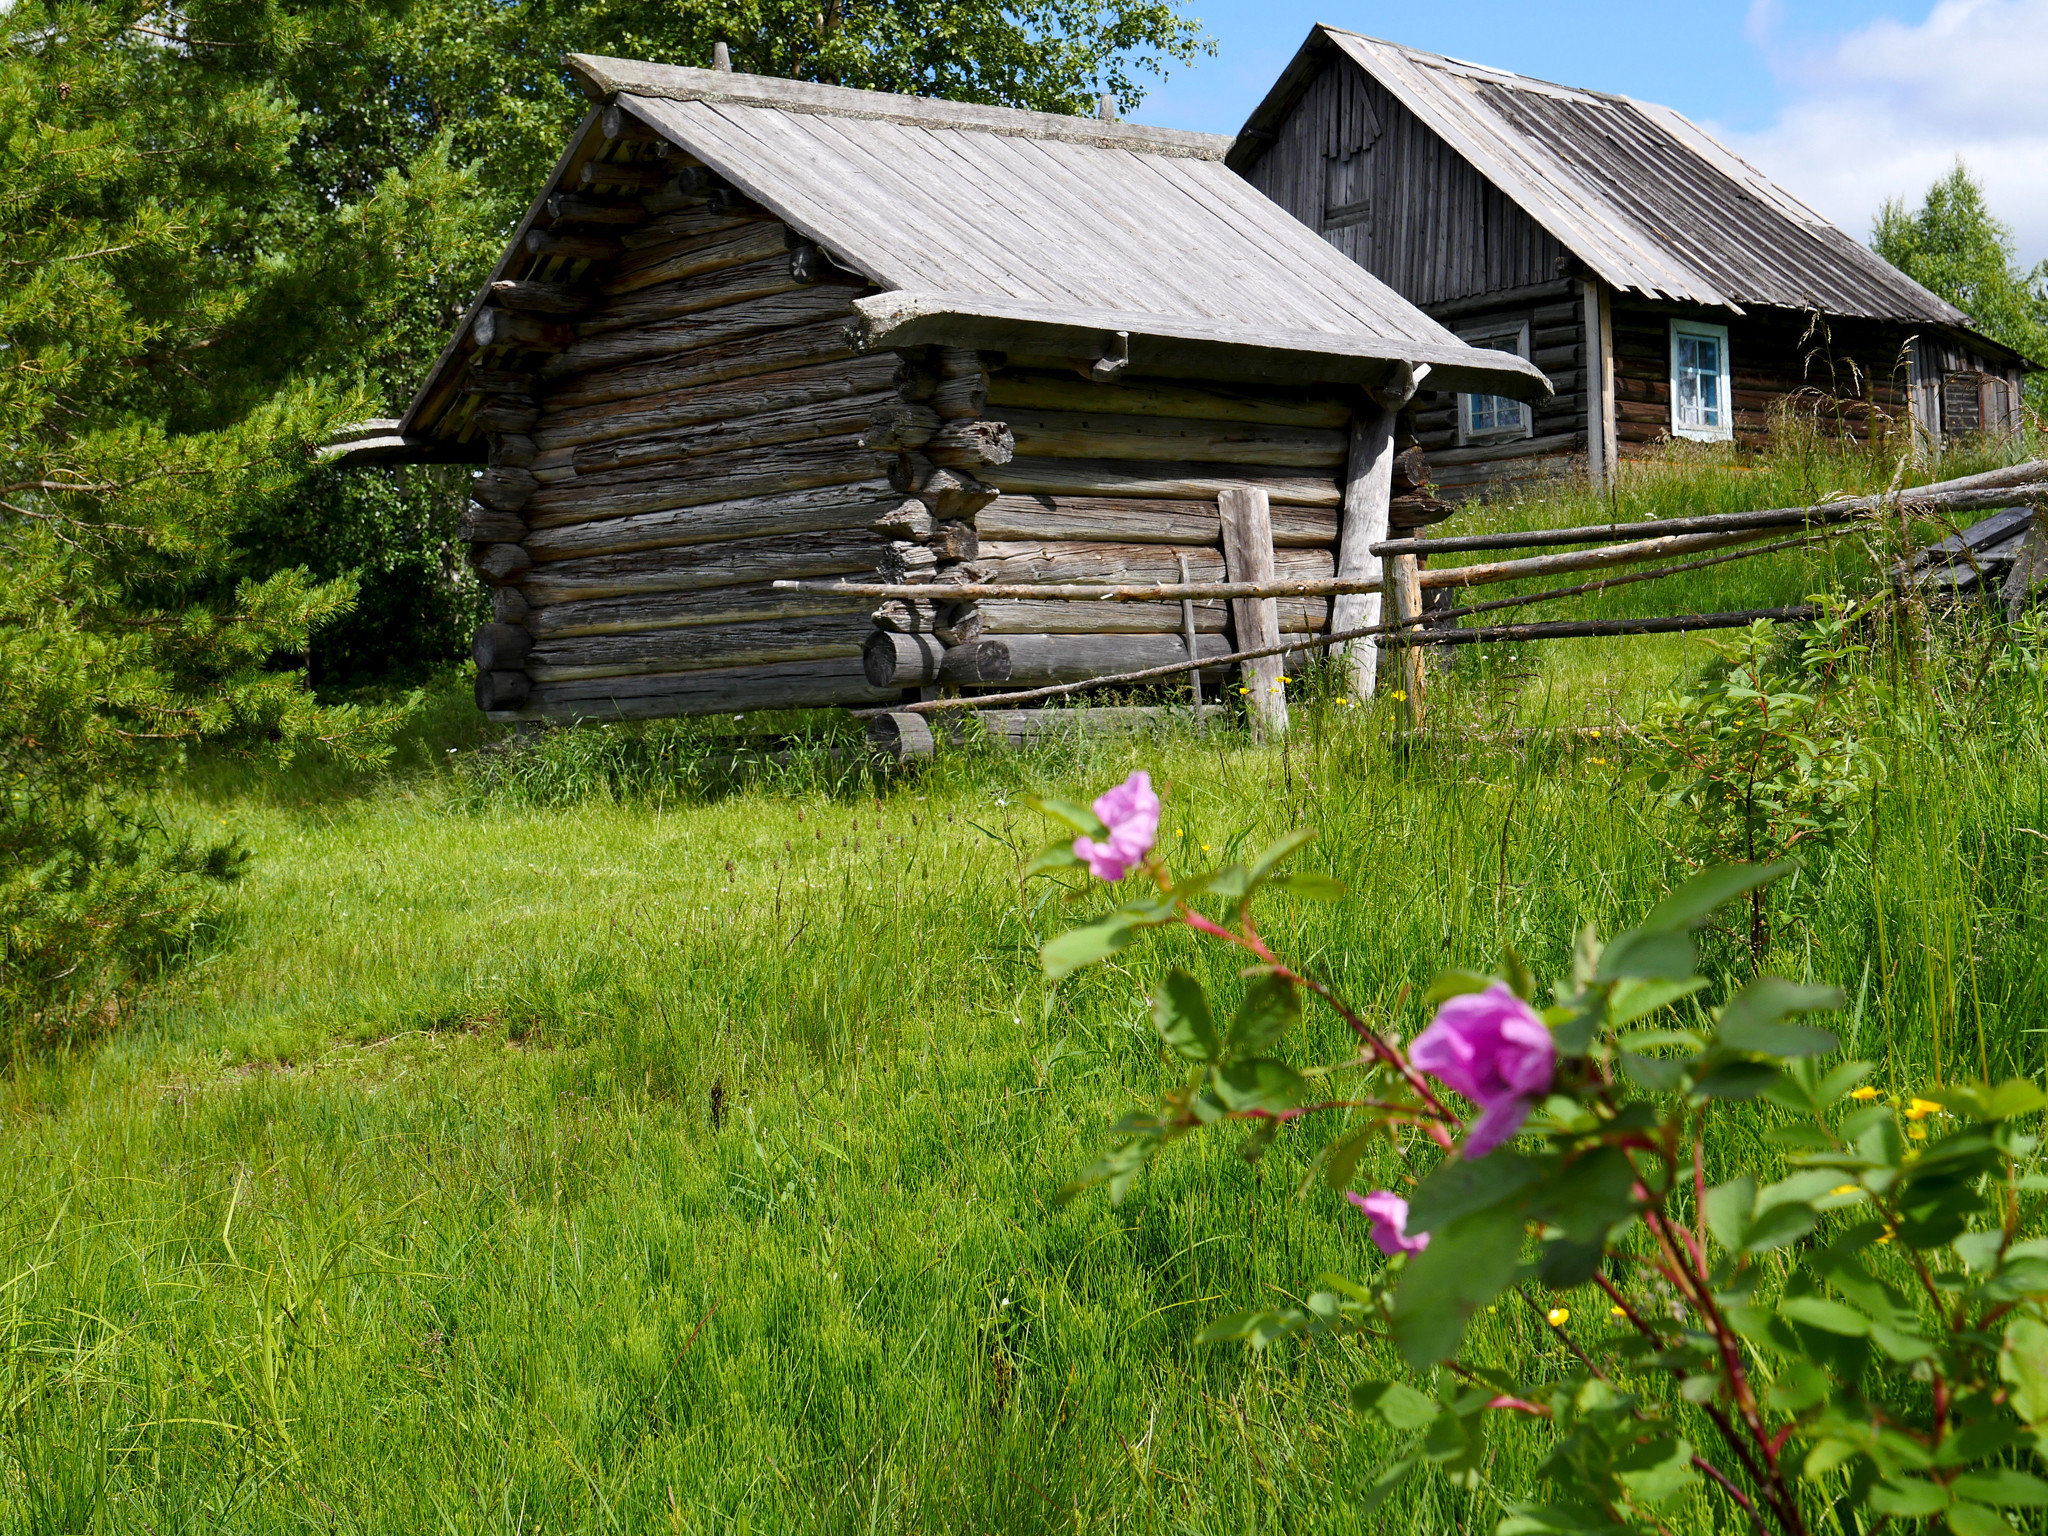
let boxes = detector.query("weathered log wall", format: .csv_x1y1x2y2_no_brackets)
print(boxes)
1609,300,1914,459
899,361,1353,691
1408,285,1590,500
451,124,910,720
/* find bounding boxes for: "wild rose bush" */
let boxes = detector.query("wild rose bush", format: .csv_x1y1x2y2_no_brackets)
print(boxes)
1028,772,2048,1536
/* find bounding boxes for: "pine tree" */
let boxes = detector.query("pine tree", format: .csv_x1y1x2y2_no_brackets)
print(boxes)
0,3,464,1044
1873,162,2048,414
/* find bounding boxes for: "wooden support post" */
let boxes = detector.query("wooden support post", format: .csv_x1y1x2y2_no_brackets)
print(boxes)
1175,551,1202,709
1381,548,1426,727
1218,485,1288,735
1333,406,1394,699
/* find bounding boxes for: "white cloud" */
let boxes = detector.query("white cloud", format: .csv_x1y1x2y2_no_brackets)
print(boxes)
1714,0,2048,268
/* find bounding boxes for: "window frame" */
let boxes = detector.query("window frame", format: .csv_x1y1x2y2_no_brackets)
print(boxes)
1668,318,1734,443
1455,320,1534,446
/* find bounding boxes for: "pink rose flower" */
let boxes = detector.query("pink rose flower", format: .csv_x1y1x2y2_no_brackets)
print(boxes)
1072,770,1160,881
1348,1189,1429,1255
1410,981,1556,1160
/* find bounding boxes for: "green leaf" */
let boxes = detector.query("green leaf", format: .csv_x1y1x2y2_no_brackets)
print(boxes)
1391,1203,1526,1367
1931,1080,2048,1122
1716,978,1845,1057
1639,861,1795,932
1947,1504,2016,1536
1352,1380,1439,1432
1614,1435,1699,1507
1618,1051,1687,1092
1026,795,1107,839
1545,1147,1639,1245
1273,870,1347,901
1210,1058,1306,1114
1693,1061,1783,1100
1023,843,1084,877
1952,1470,2048,1508
1039,914,1138,979
1593,927,1696,983
1317,1120,1386,1194
1744,1201,1820,1252
1704,1175,1756,1250
1244,827,1315,887
1870,1479,1950,1518
1781,1296,1871,1336
1150,970,1219,1063
1406,1150,1542,1234
2001,1317,2048,1427
1608,975,1709,1027
1358,1455,1418,1517
1226,974,1300,1057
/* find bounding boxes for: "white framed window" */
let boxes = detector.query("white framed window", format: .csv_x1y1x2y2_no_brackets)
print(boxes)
1670,318,1733,441
1456,321,1533,445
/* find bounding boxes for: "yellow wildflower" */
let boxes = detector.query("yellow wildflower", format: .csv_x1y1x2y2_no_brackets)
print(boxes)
1276,675,1292,683
1588,729,1602,738
1335,695,1349,706
1829,1185,1860,1197
1392,689,1408,702
1876,1230,1895,1245
1609,1305,1627,1319
1907,1123,1928,1141
1905,1098,1945,1121
1849,1086,1881,1101
1546,1307,1570,1327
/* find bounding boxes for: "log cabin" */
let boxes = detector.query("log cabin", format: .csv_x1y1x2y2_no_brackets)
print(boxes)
328,52,1548,722
1230,27,2033,499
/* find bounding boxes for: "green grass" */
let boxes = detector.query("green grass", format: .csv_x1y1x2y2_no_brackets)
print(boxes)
7,442,2048,1533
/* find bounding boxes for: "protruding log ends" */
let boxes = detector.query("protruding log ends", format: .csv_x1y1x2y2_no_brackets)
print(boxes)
475,400,540,433
861,401,941,452
472,308,575,353
931,521,978,562
523,228,625,264
877,542,939,584
474,623,535,673
489,279,596,316
864,630,946,687
577,160,669,192
872,499,935,542
492,587,531,625
471,466,538,513
598,104,675,150
908,466,999,521
871,598,939,634
469,542,532,585
475,670,532,712
866,711,938,761
925,420,1015,469
930,373,988,419
489,433,538,469
458,504,528,544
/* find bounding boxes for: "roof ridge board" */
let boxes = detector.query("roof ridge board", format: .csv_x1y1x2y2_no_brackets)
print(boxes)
1316,24,1627,106
1347,36,1719,305
566,53,1231,160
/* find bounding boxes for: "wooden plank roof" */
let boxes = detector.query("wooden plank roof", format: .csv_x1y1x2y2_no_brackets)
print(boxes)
393,57,1549,442
1231,26,1980,328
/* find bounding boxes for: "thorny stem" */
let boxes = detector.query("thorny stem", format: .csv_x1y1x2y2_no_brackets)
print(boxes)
1181,905,1460,1147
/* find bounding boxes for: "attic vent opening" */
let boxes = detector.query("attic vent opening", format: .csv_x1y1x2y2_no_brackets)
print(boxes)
1321,78,1382,234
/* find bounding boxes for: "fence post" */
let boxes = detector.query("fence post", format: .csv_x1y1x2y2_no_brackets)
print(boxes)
1218,485,1288,736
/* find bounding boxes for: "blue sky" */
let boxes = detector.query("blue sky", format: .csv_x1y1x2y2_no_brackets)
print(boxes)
1128,0,2048,265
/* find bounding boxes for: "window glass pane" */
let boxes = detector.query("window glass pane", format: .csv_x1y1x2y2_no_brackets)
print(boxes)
1675,333,1722,431
1463,332,1525,437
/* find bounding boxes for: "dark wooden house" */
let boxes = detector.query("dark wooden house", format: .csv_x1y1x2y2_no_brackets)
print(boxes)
1230,27,2031,498
333,53,1545,721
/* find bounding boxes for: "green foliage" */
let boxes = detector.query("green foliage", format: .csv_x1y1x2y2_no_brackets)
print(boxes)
1040,815,2048,1535
0,3,419,1041
1641,603,1881,959
1873,162,2048,414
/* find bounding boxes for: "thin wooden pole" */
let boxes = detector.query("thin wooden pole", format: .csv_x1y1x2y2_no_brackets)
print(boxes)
1219,485,1288,735
1382,547,1426,724
854,531,1847,717
1334,403,1395,699
1175,551,1202,708
1371,467,2046,556
1379,606,1818,648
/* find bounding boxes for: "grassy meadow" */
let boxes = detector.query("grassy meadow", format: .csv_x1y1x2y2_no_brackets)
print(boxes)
7,441,2048,1533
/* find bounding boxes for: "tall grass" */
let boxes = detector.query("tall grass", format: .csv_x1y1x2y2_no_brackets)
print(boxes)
3,437,2044,1532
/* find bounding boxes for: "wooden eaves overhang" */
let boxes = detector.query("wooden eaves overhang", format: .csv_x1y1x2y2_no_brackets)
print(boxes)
359,52,1549,467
